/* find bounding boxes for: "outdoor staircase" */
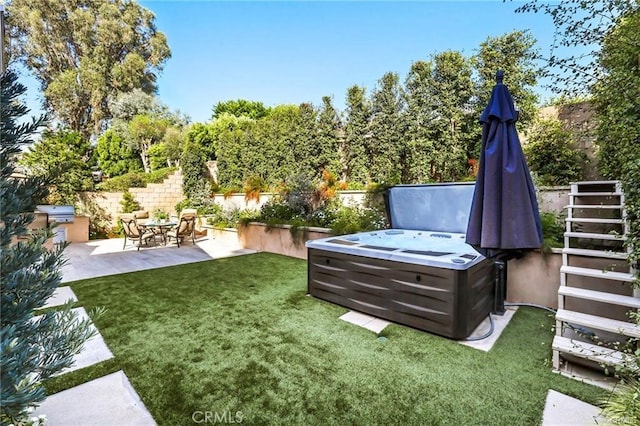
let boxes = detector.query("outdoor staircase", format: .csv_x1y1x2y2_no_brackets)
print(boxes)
552,181,639,379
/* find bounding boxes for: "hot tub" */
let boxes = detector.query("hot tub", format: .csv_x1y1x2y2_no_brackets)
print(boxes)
306,183,495,339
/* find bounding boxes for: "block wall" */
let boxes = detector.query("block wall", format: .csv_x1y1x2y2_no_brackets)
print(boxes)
78,170,185,226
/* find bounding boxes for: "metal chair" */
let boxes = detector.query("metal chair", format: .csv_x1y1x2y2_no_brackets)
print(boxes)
120,217,156,250
166,215,196,247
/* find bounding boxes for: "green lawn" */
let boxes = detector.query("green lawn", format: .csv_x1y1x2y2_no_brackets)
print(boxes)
47,253,606,425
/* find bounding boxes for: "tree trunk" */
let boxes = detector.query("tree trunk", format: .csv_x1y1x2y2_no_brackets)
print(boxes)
140,139,151,173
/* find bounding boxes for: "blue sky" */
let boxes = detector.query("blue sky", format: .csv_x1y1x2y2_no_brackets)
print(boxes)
20,0,563,124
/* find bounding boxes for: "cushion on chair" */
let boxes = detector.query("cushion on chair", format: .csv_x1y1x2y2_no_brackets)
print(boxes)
132,210,149,219
179,208,197,218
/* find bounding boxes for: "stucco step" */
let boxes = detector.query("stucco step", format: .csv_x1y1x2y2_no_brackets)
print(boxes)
564,231,626,241
556,309,640,338
560,265,635,282
552,336,634,369
562,248,628,260
558,287,640,308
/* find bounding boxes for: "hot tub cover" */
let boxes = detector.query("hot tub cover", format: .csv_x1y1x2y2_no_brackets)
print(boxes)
384,182,475,233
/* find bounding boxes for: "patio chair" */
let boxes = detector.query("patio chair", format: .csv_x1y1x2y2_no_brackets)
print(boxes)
166,214,196,247
121,217,156,250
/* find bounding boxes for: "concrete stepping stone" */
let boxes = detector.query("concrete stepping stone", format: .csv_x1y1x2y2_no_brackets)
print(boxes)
32,307,113,375
34,370,156,425
341,307,517,352
459,306,518,352
42,286,77,309
340,311,391,334
59,307,114,374
542,389,606,425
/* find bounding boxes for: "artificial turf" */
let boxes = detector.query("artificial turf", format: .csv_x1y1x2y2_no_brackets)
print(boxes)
46,252,607,425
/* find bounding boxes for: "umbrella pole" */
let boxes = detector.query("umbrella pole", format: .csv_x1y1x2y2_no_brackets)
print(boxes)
493,260,507,315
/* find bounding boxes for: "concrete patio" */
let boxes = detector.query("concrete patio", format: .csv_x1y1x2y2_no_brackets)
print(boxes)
60,234,256,283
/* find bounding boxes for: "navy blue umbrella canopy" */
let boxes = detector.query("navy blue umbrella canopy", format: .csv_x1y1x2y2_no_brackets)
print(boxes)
466,71,543,259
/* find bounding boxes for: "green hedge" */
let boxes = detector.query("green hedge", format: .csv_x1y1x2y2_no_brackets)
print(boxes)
96,167,177,191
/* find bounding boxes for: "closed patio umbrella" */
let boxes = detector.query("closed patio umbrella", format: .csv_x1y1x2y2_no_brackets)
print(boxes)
466,70,543,312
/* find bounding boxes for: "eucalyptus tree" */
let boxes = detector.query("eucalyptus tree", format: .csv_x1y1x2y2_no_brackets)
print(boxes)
342,85,372,185
427,51,475,182
472,30,540,130
6,0,171,139
368,72,408,184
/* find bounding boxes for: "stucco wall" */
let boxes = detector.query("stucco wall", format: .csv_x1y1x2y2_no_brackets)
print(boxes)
58,216,90,243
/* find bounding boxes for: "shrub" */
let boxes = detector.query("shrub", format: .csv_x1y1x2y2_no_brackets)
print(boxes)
96,167,176,191
206,207,258,228
120,190,141,213
175,181,220,216
243,175,267,203
96,171,146,191
242,174,389,234
523,117,587,186
539,211,565,253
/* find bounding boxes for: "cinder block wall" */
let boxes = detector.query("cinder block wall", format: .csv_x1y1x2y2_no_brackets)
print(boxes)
78,170,185,225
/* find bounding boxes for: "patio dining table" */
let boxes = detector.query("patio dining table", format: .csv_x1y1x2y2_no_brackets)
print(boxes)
137,220,178,246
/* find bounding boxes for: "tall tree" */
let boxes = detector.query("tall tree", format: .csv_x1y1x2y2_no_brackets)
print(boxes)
472,30,540,129
342,85,371,185
6,0,171,139
127,114,170,173
404,60,437,183
427,51,475,182
214,113,258,189
315,96,342,176
107,89,186,173
1,70,95,425
368,72,407,184
160,126,187,168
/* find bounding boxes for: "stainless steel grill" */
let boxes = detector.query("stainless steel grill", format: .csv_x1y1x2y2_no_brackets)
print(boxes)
36,205,75,223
